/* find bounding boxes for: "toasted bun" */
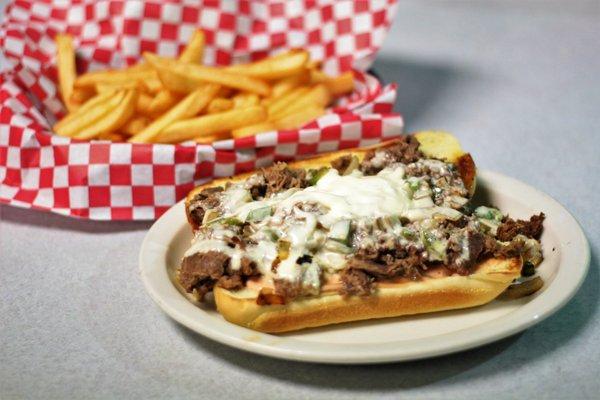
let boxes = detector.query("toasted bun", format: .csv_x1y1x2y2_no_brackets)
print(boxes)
214,257,522,333
185,131,477,229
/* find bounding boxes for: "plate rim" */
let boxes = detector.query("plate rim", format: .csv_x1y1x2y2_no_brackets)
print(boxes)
139,169,590,364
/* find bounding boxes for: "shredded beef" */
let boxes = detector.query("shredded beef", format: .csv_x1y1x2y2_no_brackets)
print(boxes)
496,213,545,242
238,257,258,276
188,187,224,227
360,136,422,175
480,230,528,259
441,216,468,229
340,269,372,296
247,163,308,200
273,279,302,300
225,235,245,250
493,240,525,259
178,251,258,300
448,231,485,275
179,251,230,293
340,247,423,295
217,274,243,290
331,155,353,174
483,235,498,255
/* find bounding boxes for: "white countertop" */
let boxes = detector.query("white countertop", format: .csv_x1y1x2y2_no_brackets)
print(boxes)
2,1,599,399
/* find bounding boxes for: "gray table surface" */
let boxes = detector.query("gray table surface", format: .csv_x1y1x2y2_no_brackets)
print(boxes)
1,1,599,399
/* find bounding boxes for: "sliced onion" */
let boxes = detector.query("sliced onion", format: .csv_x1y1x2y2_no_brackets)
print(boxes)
413,197,434,208
432,207,463,221
450,195,469,207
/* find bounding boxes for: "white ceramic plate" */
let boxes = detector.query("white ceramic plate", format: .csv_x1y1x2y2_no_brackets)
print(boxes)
139,170,589,364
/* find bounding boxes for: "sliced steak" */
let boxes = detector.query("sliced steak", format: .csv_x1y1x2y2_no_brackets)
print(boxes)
497,213,545,242
494,240,525,259
273,279,303,300
178,251,258,300
247,163,308,200
331,155,353,174
447,230,486,275
339,246,423,296
188,187,224,228
360,136,422,175
339,269,372,296
179,251,230,294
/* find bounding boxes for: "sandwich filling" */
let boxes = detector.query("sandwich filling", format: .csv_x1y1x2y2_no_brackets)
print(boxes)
179,136,544,304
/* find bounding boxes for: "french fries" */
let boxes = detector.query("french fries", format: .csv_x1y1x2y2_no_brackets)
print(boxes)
270,69,311,100
311,70,355,96
69,87,95,105
207,98,234,114
231,122,276,138
147,89,180,115
145,53,271,96
129,84,220,143
272,106,325,130
269,84,330,120
179,30,205,64
156,106,267,143
121,116,150,136
53,30,355,144
54,90,126,136
232,93,260,109
74,89,137,140
74,69,157,89
226,49,309,80
55,34,77,111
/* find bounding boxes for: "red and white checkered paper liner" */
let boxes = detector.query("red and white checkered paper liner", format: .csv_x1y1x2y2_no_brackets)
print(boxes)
0,0,403,220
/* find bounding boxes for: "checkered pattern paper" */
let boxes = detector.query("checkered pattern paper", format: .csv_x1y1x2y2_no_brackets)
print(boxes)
0,0,402,220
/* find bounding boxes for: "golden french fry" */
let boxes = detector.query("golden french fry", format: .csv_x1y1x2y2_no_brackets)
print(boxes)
232,93,260,109
135,92,154,115
74,69,157,89
267,86,310,116
128,83,220,143
231,122,276,138
270,69,310,99
270,84,330,120
96,80,145,93
147,89,180,114
98,132,126,142
69,87,95,106
194,131,231,144
55,33,77,111
226,49,309,80
309,69,329,84
179,29,205,64
54,90,126,136
311,70,354,96
144,53,271,96
127,62,150,72
306,60,322,70
272,106,325,130
216,87,233,98
156,105,267,143
74,89,138,140
152,63,201,93
207,97,234,114
121,116,150,136
146,52,204,93
56,90,117,132
143,75,163,93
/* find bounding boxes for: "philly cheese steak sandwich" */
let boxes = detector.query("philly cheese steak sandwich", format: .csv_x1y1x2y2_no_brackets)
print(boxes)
177,132,545,332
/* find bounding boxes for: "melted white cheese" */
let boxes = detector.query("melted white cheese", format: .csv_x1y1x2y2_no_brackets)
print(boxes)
278,168,411,228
